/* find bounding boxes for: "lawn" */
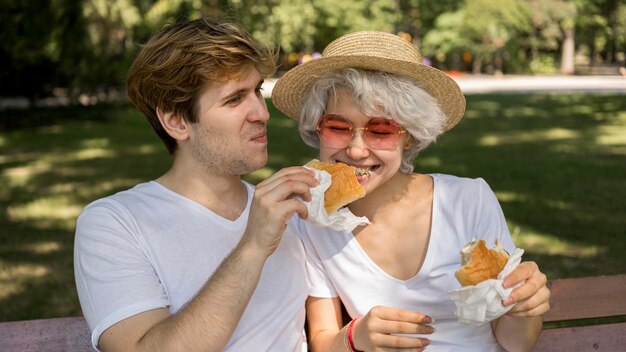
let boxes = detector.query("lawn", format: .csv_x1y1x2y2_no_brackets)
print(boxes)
1,93,625,322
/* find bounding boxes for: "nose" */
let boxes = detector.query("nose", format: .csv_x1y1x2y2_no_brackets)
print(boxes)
249,94,270,123
346,129,370,159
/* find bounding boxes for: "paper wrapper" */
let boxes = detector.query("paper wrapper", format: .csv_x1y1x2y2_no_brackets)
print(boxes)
447,248,524,325
303,167,370,232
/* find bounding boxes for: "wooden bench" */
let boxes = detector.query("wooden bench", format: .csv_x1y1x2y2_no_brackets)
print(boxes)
0,316,91,351
533,274,626,351
1,275,624,351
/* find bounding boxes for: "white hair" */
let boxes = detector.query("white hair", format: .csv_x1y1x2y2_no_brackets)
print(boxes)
298,68,448,173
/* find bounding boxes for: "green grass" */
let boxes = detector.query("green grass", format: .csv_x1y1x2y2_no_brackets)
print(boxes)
1,93,625,322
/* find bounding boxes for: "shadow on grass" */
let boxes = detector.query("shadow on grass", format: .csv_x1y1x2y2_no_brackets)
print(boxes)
417,94,626,279
0,104,169,321
1,94,625,321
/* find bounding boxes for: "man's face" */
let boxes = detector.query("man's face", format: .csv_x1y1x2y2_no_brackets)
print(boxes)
186,67,270,176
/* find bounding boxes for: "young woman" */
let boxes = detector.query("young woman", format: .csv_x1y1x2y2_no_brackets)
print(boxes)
272,31,550,352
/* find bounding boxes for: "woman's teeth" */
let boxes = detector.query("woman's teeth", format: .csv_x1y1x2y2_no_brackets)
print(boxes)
355,167,372,176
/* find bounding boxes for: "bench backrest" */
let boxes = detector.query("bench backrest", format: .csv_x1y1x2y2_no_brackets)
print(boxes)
1,275,624,351
0,316,92,352
533,274,626,351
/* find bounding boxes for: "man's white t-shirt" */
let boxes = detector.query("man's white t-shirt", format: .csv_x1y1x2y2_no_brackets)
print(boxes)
74,181,308,351
297,174,517,352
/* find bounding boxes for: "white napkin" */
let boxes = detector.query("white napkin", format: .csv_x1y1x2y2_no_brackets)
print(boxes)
447,248,524,325
303,167,370,232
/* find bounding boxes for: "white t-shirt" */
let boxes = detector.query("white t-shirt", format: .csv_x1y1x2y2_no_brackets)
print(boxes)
74,181,309,351
297,174,516,352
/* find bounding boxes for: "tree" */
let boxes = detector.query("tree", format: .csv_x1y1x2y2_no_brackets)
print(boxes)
575,0,626,65
523,0,577,73
0,0,62,101
423,0,533,74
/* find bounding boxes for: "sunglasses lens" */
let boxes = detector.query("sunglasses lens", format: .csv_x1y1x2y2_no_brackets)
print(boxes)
317,116,353,148
317,115,405,150
363,118,404,150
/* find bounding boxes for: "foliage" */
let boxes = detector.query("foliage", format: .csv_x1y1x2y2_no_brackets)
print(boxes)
1,0,625,100
0,0,65,99
423,0,585,73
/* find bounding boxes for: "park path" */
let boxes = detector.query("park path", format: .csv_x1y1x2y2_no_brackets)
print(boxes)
262,74,626,97
1,75,624,110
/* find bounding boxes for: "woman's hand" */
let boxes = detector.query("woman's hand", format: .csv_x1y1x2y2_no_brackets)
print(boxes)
352,306,433,352
502,261,551,317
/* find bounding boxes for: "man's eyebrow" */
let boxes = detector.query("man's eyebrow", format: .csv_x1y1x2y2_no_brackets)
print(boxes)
222,79,265,101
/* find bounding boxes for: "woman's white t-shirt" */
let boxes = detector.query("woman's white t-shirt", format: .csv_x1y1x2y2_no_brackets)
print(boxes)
297,174,516,352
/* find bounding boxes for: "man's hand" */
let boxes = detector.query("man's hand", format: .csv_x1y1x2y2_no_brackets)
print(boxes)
243,166,318,256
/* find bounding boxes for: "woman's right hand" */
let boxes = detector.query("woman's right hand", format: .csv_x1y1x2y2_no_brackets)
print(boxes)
352,306,434,351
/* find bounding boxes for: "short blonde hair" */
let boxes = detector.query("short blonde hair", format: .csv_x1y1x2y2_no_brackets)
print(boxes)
127,18,276,154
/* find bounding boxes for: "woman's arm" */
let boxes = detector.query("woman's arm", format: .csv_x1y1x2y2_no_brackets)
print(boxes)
306,297,434,351
306,297,346,351
492,261,551,351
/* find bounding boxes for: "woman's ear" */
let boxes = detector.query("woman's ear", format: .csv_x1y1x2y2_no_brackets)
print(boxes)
403,136,413,150
156,107,189,141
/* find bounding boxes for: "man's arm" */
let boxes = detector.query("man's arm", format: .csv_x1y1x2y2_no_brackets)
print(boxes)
98,167,317,351
99,237,270,351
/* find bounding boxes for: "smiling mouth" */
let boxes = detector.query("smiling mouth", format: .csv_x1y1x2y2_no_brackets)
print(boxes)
354,166,378,176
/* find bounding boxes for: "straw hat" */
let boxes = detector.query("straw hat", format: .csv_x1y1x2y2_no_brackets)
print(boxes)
271,31,465,131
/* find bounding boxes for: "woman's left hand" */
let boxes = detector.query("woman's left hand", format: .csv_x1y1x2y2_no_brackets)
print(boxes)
501,261,550,317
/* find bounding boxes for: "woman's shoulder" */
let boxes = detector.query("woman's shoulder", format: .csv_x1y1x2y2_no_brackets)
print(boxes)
429,173,490,190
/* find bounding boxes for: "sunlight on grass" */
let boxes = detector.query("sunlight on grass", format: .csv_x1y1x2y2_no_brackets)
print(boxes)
499,190,606,259
0,263,50,300
497,191,575,211
3,162,53,188
81,178,147,197
75,148,115,159
135,144,161,154
7,197,83,230
596,112,626,147
5,176,145,232
503,106,544,118
478,128,579,146
80,138,109,148
26,241,62,254
510,225,606,258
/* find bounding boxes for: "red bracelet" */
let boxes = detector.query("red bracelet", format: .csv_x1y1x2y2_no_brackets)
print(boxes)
347,318,363,352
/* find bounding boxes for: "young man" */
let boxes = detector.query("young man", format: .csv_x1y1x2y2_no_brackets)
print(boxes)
74,18,317,351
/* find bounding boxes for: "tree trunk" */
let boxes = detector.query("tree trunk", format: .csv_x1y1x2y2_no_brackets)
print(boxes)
560,28,575,74
472,54,482,74
494,50,503,76
607,0,618,63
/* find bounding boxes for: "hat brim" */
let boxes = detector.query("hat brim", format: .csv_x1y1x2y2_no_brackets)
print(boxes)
271,56,466,131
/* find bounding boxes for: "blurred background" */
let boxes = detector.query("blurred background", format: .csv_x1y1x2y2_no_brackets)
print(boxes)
1,0,625,106
1,0,625,322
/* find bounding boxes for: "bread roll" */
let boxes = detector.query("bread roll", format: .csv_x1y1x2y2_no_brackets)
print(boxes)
305,159,366,214
455,239,509,286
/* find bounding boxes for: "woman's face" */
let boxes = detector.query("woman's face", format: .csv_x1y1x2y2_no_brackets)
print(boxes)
318,88,409,194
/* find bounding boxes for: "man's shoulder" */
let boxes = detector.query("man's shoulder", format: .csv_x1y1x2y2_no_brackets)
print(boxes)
80,182,158,215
